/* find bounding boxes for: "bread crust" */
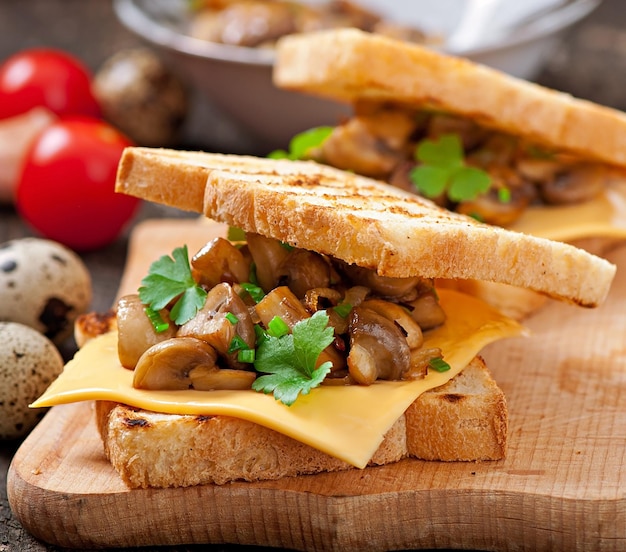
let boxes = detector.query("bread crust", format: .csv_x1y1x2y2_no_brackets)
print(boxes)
116,147,615,309
96,357,505,488
273,28,626,169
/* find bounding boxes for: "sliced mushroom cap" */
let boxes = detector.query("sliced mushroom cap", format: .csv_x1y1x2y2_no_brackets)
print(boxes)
133,336,218,390
405,292,446,330
177,282,255,369
347,306,410,385
426,113,490,151
245,232,291,292
256,286,346,371
191,237,250,288
540,163,606,205
116,294,176,369
335,260,421,298
255,285,311,328
360,298,423,349
320,111,415,178
189,366,256,391
456,182,534,227
276,248,331,298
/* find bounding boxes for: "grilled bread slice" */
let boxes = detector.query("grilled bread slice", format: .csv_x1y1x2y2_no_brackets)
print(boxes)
271,28,626,318
273,28,626,168
96,356,505,488
116,147,615,308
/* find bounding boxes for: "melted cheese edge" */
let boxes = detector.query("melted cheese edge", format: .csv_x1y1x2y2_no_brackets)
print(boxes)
32,289,524,468
510,182,626,241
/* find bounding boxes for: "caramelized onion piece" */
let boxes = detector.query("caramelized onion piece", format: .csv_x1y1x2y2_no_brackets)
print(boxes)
133,337,218,390
303,287,348,333
403,347,444,381
116,294,176,369
191,237,250,287
303,287,342,312
405,292,446,330
177,282,255,369
347,307,410,385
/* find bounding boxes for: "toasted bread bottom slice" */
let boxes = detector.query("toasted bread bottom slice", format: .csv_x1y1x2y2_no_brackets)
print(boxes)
96,357,506,488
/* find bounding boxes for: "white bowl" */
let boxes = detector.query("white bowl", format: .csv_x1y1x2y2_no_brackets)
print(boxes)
113,0,601,153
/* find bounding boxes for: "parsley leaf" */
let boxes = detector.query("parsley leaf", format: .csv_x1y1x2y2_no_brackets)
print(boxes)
268,126,333,160
138,245,207,326
410,134,491,202
252,311,335,406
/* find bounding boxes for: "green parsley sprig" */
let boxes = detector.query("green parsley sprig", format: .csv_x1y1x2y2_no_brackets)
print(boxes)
253,311,335,406
268,126,333,160
139,245,207,328
410,134,492,203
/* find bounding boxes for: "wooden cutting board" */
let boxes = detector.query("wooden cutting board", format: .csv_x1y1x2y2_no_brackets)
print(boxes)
7,219,626,551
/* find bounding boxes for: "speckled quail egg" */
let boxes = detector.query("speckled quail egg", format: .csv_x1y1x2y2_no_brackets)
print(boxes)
93,48,189,147
0,322,64,439
0,238,92,345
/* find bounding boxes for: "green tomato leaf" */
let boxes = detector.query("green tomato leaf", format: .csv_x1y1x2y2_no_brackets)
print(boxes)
448,166,492,202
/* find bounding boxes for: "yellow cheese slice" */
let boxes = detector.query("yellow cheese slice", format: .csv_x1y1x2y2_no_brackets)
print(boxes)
509,181,626,242
32,289,524,468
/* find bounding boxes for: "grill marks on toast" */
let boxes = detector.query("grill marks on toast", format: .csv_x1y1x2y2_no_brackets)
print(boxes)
116,147,616,308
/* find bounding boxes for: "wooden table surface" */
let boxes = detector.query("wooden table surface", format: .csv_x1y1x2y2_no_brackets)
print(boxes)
1,1,626,550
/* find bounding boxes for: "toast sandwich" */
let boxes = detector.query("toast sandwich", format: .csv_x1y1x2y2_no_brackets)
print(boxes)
33,147,615,488
273,28,626,316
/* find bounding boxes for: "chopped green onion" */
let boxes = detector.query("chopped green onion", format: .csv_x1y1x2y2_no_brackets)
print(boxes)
240,282,265,303
268,316,290,338
333,303,353,318
225,312,239,325
144,306,170,333
248,263,259,286
429,357,451,373
237,349,256,363
280,241,295,251
254,324,269,344
228,335,249,354
498,187,512,203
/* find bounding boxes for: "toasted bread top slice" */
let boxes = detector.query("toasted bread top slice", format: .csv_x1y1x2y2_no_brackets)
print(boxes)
273,28,626,169
116,147,615,308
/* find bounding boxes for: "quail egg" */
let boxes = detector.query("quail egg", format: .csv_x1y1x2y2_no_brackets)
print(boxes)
0,322,64,439
0,238,92,345
93,48,189,147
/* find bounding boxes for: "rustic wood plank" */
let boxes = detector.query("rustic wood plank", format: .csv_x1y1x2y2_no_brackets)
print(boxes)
7,219,626,551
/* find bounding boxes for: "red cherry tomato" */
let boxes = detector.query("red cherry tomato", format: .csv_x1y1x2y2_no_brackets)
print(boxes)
16,117,140,251
0,48,100,120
